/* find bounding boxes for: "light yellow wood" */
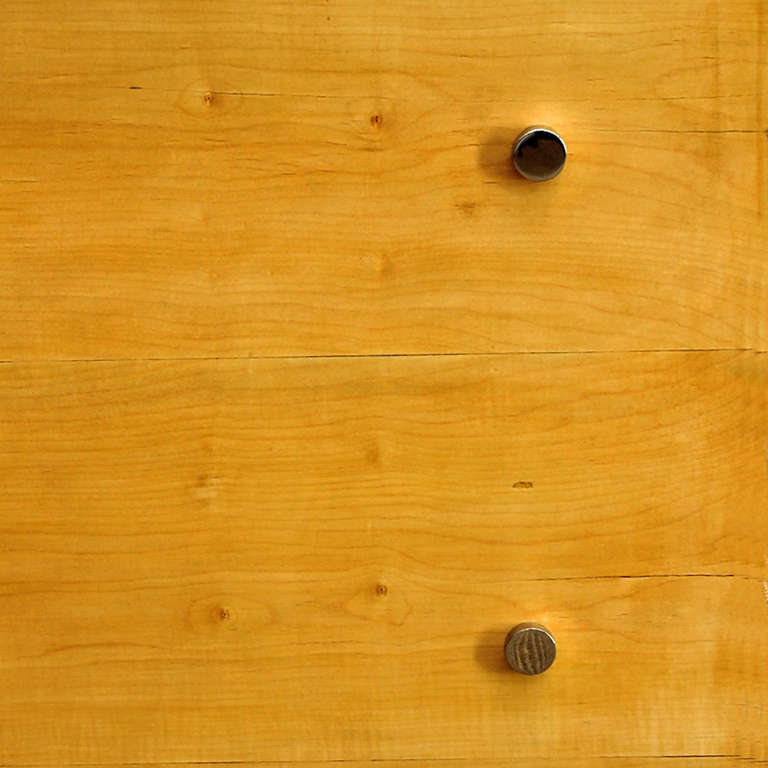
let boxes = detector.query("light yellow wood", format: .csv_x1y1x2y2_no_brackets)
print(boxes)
1,0,766,359
1,352,767,764
1,0,763,127
22,762,760,768
2,351,767,584
2,1,768,765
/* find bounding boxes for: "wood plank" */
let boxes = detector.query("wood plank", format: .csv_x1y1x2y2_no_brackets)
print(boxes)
1,0,766,359
1,351,766,582
5,761,760,768
1,352,767,763
1,0,762,128
1,118,764,359
1,575,764,763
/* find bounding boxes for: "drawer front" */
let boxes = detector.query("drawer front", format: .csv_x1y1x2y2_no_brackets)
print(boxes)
1,1,767,767
1,353,767,763
0,0,766,358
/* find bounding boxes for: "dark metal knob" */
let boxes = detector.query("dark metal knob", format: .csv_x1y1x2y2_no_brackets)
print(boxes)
512,127,567,181
504,622,556,675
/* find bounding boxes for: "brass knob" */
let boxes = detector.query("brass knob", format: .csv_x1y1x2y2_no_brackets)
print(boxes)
504,622,556,675
512,127,567,181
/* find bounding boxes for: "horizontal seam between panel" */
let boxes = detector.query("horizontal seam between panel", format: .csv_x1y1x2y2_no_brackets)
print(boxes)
1,754,763,767
0,347,763,366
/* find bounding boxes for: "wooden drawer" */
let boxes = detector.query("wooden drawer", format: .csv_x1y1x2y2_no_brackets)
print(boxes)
2,0,766,358
1,1,767,766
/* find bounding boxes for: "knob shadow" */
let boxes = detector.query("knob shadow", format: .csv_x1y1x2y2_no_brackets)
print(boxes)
476,128,527,184
474,626,514,674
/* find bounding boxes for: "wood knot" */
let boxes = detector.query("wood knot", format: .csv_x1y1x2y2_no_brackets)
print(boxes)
366,443,381,465
177,80,242,118
219,607,231,621
375,583,388,597
456,200,477,217
193,473,220,501
370,113,383,128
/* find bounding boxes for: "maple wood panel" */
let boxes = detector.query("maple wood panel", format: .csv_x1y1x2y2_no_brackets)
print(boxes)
1,352,767,764
2,1,767,766
1,351,767,583
46,763,763,768
1,0,766,359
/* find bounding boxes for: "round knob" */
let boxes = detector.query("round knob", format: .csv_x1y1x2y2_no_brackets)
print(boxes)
512,127,567,181
504,622,556,675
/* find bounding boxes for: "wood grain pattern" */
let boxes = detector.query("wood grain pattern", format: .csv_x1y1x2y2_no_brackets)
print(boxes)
12,762,765,768
2,1,768,765
1,0,766,359
1,352,767,764
2,351,767,583
1,0,763,126
1,568,765,764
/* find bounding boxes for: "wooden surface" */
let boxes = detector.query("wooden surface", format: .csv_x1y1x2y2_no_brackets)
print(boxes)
9,763,763,768
1,0,767,766
7,763,763,768
1,0,767,358
1,353,767,764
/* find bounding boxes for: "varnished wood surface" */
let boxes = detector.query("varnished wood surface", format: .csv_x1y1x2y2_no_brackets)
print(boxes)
1,352,767,764
2,0,768,766
2,352,767,584
1,0,767,359
13,762,767,768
